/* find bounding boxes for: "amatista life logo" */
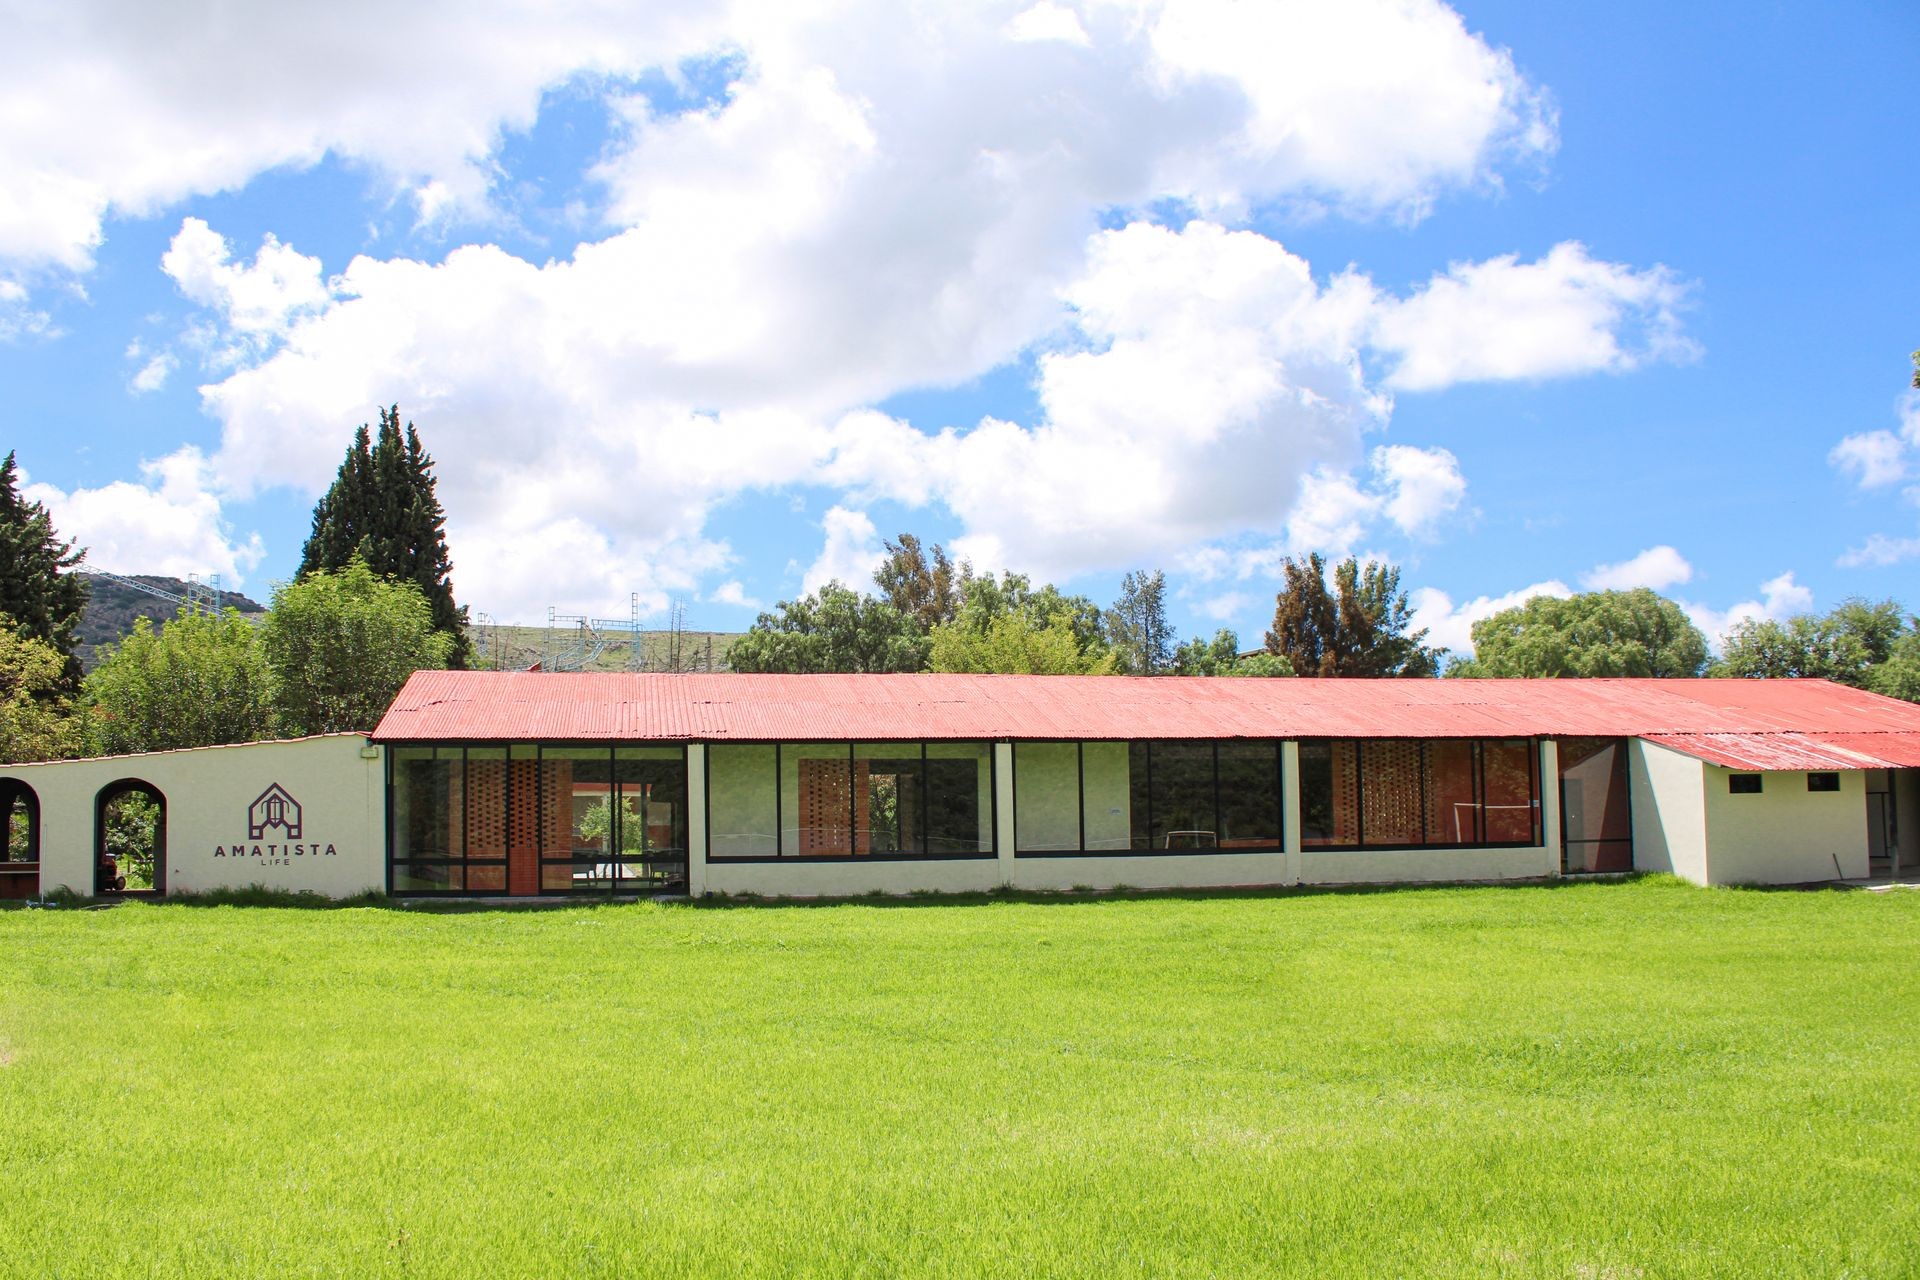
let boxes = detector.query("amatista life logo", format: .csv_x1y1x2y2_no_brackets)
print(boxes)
214,784,339,864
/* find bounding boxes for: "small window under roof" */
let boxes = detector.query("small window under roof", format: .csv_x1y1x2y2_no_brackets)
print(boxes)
1728,774,1762,795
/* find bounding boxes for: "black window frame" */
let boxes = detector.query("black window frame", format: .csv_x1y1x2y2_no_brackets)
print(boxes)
702,740,998,863
386,741,691,896
1728,773,1763,795
1298,737,1543,852
1012,739,1286,858
1805,772,1839,793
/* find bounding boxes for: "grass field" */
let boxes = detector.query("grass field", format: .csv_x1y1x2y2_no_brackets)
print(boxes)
2,878,1917,1277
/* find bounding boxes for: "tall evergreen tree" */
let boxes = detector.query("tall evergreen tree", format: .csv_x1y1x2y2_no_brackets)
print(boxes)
0,452,88,695
300,407,470,667
1105,570,1173,674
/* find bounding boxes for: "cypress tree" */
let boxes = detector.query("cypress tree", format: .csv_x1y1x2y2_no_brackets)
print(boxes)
0,452,88,695
300,407,471,668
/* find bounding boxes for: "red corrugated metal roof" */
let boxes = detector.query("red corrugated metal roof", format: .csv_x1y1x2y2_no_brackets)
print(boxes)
371,672,1920,765
1638,732,1910,771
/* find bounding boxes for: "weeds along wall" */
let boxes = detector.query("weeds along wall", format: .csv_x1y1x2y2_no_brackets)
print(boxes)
0,736,385,898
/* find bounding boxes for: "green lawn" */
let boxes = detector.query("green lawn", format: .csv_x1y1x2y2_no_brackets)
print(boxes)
2,879,1916,1278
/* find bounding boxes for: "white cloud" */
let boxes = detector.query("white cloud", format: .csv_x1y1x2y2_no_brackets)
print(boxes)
0,0,1556,282
1682,571,1813,646
705,580,764,611
1829,430,1909,489
0,278,54,341
1147,0,1555,218
1838,533,1920,568
129,351,177,394
55,5,1694,617
162,218,332,343
1408,579,1574,656
1006,2,1089,46
1196,590,1251,622
1828,390,1920,569
1371,444,1466,536
801,506,884,595
0,2,736,275
21,448,264,583
1581,544,1693,592
1368,241,1696,391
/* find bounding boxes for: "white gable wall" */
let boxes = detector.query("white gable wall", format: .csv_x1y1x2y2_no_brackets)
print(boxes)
0,736,385,898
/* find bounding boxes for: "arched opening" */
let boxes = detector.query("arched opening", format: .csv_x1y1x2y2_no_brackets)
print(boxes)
0,779,38,900
96,780,166,896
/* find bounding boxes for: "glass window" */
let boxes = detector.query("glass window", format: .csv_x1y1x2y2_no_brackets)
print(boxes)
1017,740,1277,854
1560,737,1632,873
924,743,993,855
1014,742,1081,852
708,744,777,857
393,863,464,892
1080,742,1132,851
1147,740,1218,850
1217,742,1281,849
781,744,855,855
1306,738,1539,851
1481,739,1537,843
855,744,925,855
1728,773,1762,795
1422,740,1479,845
614,747,687,886
537,747,613,891
1360,740,1423,847
710,742,992,859
392,747,458,862
463,747,509,892
1300,741,1359,847
1806,772,1840,793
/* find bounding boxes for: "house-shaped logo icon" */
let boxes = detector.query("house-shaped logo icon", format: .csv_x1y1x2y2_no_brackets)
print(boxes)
248,784,303,840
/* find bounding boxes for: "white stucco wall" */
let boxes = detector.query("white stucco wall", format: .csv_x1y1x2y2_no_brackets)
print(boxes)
0,735,385,898
1629,740,1707,883
1701,766,1868,884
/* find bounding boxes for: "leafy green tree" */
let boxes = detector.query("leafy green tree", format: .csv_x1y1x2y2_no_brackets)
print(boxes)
727,582,930,673
84,608,273,754
955,572,1108,654
927,571,1114,673
930,611,1119,674
1172,629,1295,677
874,533,970,631
101,791,160,890
578,797,647,854
262,557,454,734
1106,569,1173,674
1265,554,1440,677
1712,597,1914,691
1869,631,1920,702
0,626,84,763
0,452,88,695
1451,589,1709,678
300,406,470,667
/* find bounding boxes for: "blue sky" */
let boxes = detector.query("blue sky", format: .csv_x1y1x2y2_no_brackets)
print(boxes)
1,0,1914,653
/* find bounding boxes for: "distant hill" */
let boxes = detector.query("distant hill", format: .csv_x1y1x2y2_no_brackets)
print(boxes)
77,573,267,668
72,574,744,674
472,623,744,672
